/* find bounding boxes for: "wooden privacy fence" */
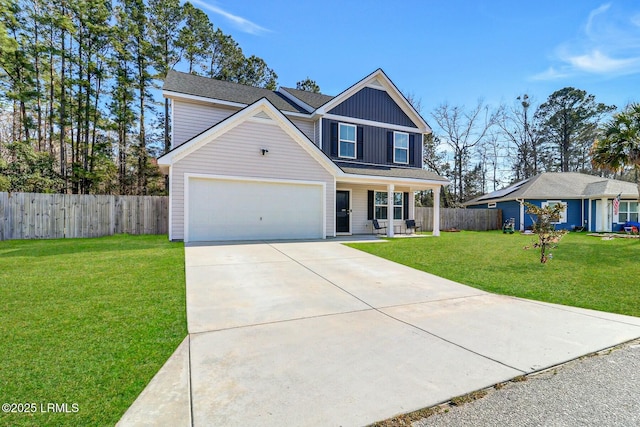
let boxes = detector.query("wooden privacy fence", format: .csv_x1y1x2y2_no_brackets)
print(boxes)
415,207,501,231
0,192,168,240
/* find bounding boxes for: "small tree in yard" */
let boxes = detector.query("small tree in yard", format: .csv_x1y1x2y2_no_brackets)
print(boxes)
524,202,568,263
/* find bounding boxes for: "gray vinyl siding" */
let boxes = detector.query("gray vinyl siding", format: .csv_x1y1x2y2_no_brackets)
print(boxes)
171,119,335,240
289,117,315,142
328,87,417,128
313,119,321,147
172,100,317,149
322,119,422,167
172,100,238,148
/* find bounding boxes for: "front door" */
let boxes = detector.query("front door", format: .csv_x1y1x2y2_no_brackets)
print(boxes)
336,190,350,233
595,199,612,232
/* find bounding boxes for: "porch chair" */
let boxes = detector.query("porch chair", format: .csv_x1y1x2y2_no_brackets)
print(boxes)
405,219,421,234
372,219,387,235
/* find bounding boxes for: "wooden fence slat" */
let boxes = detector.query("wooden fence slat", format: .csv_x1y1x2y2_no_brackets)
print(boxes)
0,192,168,241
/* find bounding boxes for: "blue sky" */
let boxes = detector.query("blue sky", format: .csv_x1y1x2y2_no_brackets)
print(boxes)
188,0,640,115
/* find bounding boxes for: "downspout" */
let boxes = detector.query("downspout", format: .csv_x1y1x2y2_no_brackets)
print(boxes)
516,198,525,231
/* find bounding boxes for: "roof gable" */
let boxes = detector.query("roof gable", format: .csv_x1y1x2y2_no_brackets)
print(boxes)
315,69,430,132
327,87,417,128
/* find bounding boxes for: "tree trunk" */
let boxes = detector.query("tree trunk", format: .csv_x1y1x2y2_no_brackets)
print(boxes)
33,8,43,151
89,67,102,185
59,24,67,193
48,28,55,155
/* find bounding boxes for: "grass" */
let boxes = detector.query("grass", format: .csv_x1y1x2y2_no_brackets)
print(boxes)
0,234,187,427
348,231,640,318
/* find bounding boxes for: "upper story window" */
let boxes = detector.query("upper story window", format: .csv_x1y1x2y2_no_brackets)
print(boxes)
619,201,639,222
339,123,357,159
393,132,409,164
374,191,403,220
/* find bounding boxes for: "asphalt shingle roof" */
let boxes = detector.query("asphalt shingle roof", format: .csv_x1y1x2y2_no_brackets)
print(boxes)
335,162,448,182
279,87,334,109
163,70,309,113
466,172,638,205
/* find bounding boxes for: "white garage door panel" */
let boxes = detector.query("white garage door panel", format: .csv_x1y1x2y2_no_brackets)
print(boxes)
188,178,323,241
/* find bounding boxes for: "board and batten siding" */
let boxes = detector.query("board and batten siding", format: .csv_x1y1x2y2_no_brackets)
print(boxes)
171,118,335,240
172,100,238,148
328,87,417,128
322,119,421,167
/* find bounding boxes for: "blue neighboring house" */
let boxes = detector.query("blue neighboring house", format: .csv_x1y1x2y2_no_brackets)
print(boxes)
464,172,639,232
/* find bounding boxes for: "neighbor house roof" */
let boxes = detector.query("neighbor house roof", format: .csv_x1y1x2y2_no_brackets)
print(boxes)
163,70,310,113
465,172,638,206
335,161,448,182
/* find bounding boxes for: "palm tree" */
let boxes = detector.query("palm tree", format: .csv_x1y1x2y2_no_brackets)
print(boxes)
591,103,640,201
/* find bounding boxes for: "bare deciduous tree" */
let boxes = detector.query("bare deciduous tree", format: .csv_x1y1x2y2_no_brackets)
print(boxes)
431,101,497,203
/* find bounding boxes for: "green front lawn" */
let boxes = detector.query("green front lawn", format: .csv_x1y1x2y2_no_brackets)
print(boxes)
0,235,187,427
349,231,640,317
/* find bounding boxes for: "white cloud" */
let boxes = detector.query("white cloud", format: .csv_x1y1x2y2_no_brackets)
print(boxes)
531,66,571,81
189,0,270,35
585,3,611,34
532,3,640,80
566,49,640,74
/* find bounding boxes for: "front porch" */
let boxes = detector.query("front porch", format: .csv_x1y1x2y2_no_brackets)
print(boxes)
334,182,441,238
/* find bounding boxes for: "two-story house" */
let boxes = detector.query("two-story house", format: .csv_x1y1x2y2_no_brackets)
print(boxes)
157,69,448,242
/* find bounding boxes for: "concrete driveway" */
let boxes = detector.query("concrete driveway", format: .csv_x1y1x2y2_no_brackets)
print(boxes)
119,239,640,427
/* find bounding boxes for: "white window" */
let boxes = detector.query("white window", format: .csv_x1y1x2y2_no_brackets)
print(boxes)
393,132,409,164
374,191,403,220
619,201,639,223
487,202,497,208
542,201,567,223
339,123,356,159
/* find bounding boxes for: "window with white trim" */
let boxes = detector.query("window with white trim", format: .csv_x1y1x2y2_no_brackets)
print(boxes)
541,201,567,223
338,123,356,159
487,202,497,208
619,201,639,222
374,191,403,220
393,132,409,164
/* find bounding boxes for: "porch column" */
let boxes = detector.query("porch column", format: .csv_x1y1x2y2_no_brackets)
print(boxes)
432,187,440,236
519,201,525,231
599,197,607,232
387,184,394,237
588,199,592,231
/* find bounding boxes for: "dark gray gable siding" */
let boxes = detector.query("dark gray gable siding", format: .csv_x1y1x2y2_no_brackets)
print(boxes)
322,119,421,167
327,87,418,128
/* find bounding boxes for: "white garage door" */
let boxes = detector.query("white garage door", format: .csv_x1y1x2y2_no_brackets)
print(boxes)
187,177,324,241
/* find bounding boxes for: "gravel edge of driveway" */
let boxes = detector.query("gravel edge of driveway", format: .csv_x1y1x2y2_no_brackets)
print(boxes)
410,338,640,427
